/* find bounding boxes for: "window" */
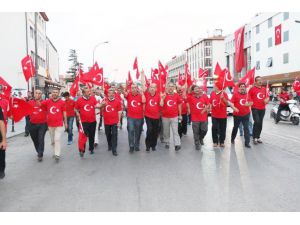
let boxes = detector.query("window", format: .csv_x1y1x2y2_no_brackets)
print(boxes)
266,57,273,67
283,53,289,64
256,61,260,70
268,18,272,28
205,48,211,57
204,58,212,67
283,12,289,20
256,42,260,52
256,24,260,34
268,37,272,47
30,26,34,38
283,30,289,42
204,41,211,46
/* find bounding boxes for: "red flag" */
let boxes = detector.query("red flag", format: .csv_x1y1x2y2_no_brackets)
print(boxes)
104,82,110,96
214,62,223,76
151,68,159,82
239,67,255,87
133,57,138,70
158,61,167,92
70,76,80,97
21,55,35,82
9,98,34,122
82,62,103,86
293,78,300,92
136,70,140,80
234,26,245,73
78,122,87,152
126,71,133,88
184,63,193,87
275,24,282,45
177,71,185,86
215,68,235,90
202,78,208,92
198,68,209,78
145,75,150,88
0,76,12,98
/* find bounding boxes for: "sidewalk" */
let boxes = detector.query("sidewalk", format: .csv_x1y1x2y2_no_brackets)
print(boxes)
6,119,26,138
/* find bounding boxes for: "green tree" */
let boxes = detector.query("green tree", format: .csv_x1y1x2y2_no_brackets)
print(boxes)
66,49,83,81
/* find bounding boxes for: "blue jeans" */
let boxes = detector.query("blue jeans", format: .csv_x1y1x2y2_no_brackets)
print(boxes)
127,117,144,148
67,117,74,142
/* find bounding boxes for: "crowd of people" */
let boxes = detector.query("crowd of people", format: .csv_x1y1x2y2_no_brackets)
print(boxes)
1,75,295,180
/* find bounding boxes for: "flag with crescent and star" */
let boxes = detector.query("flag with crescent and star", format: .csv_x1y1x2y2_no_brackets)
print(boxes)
234,26,245,73
0,76,12,99
21,55,36,82
275,24,282,45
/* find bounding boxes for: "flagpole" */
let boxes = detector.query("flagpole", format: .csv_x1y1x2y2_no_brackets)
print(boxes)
30,58,35,94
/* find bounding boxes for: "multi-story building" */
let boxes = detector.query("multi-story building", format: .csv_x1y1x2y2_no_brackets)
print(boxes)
0,12,61,95
166,52,186,83
225,12,300,91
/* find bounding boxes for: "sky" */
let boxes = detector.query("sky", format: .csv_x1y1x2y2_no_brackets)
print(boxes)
42,0,293,83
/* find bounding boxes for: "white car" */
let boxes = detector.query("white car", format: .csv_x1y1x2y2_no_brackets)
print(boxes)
206,86,233,116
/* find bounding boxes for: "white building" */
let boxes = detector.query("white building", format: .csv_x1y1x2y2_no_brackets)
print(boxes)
166,52,186,82
186,33,225,85
225,12,300,90
0,12,61,95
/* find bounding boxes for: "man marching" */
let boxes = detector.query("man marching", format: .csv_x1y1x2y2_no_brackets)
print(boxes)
248,76,269,144
63,92,75,145
75,87,100,156
123,84,144,153
187,85,210,151
142,83,160,152
160,82,182,151
28,89,48,161
42,88,67,162
177,85,188,138
100,88,122,156
230,83,253,148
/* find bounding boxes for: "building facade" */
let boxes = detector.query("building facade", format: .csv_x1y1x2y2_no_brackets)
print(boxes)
166,52,186,83
0,12,61,94
225,12,300,91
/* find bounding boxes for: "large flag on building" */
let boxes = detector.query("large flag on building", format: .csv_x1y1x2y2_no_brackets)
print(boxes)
234,26,245,73
0,76,12,99
21,55,36,82
275,24,282,45
8,97,34,122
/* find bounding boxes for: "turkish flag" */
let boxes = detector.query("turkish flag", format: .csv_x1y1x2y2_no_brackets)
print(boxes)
234,26,245,73
158,61,167,92
214,62,223,76
184,63,193,87
82,62,103,86
126,71,133,88
78,123,87,152
215,68,235,90
177,71,185,86
239,67,255,87
0,76,12,99
293,78,300,92
151,68,159,82
275,24,282,45
21,55,35,82
104,82,110,96
202,78,208,92
198,68,209,78
70,76,80,97
145,75,150,88
133,57,138,70
8,98,34,122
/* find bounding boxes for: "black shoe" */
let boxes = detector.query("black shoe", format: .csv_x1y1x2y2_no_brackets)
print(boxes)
129,147,134,153
108,146,112,151
200,139,204,145
165,144,169,149
79,152,84,157
231,139,235,144
113,151,118,156
135,147,140,152
175,145,181,151
245,144,251,148
90,150,94,154
195,145,201,150
94,143,98,147
152,147,156,151
146,147,150,152
257,139,263,144
0,172,5,179
37,156,43,162
24,133,29,137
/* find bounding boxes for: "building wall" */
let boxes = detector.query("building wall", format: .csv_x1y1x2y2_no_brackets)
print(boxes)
167,52,186,82
47,38,59,81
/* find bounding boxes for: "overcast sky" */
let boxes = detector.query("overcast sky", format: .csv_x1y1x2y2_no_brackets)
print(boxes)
42,0,293,82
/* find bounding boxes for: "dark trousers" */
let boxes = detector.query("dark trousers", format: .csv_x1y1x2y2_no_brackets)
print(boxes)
127,117,144,148
98,115,103,130
178,114,188,138
231,114,250,145
211,117,227,144
67,117,74,142
29,123,48,157
82,122,96,151
276,104,290,122
105,124,118,153
192,121,208,145
251,109,265,139
25,116,30,135
0,149,5,173
145,116,160,149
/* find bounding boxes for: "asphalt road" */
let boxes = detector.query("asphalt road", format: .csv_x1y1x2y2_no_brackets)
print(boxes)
1,104,300,212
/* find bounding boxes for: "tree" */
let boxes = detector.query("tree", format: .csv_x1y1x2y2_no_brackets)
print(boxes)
66,49,83,81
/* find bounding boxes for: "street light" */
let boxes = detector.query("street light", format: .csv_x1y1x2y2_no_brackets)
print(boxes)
92,41,109,65
295,20,300,23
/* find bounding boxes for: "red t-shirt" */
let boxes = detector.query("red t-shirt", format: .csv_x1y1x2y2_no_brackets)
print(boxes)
231,92,252,117
28,100,47,124
43,99,66,127
144,92,160,119
248,86,267,110
126,92,143,119
75,96,98,123
65,99,75,117
179,94,188,115
162,93,182,118
279,92,290,106
0,97,9,126
187,94,209,122
101,98,122,125
209,91,228,119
